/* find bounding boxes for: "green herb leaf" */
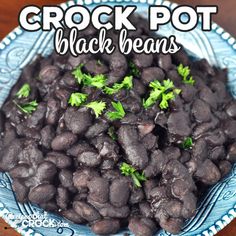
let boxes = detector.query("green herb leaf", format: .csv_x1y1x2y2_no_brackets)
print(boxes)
85,101,106,118
129,61,140,77
83,74,107,89
106,101,125,121
120,162,147,188
16,83,31,99
182,137,193,149
72,64,84,84
143,79,181,110
68,92,87,107
14,100,38,114
177,64,195,85
103,76,133,95
108,126,117,141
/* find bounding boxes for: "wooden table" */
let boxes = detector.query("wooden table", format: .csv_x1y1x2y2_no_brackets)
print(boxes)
0,1,235,236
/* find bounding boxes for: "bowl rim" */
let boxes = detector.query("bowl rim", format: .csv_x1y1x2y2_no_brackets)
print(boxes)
0,1,235,236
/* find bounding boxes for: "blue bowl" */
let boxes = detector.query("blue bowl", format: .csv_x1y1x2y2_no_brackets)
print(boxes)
0,1,235,235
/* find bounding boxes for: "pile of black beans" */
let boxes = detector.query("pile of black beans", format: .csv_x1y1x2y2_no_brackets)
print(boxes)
0,15,236,236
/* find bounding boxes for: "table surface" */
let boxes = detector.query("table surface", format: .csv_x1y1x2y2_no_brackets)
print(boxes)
0,1,235,236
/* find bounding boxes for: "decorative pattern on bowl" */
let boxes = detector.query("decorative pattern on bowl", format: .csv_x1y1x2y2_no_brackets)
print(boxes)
0,0,235,235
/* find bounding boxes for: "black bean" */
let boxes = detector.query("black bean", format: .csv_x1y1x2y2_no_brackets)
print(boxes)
12,179,29,203
218,160,232,177
85,121,109,139
133,53,153,68
61,209,85,224
222,120,236,139
109,52,128,77
56,187,69,210
109,179,130,207
141,67,165,85
171,178,196,200
139,202,153,218
46,152,72,169
64,108,92,135
128,218,156,236
55,89,71,109
144,150,167,178
59,169,73,188
99,205,130,218
73,169,99,189
144,179,158,199
133,79,146,96
195,159,221,185
167,111,192,138
0,140,22,171
28,184,56,204
142,133,157,151
181,192,197,219
46,98,61,125
118,125,148,169
91,219,120,235
129,188,144,204
180,84,197,103
225,101,236,118
73,201,101,222
199,87,217,109
157,54,172,71
165,199,183,218
9,164,34,179
209,146,225,161
192,99,211,123
51,132,78,151
159,217,183,235
84,60,109,75
88,177,109,204
192,138,208,162
36,161,57,182
39,65,60,84
40,125,55,149
226,143,236,163
77,151,101,167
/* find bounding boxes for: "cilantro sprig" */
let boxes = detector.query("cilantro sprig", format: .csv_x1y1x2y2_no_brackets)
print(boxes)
16,83,31,99
72,64,84,84
83,74,106,89
14,100,38,114
106,101,125,121
68,92,87,107
143,79,181,110
182,137,193,149
103,76,133,95
85,101,106,118
177,64,195,85
120,162,146,188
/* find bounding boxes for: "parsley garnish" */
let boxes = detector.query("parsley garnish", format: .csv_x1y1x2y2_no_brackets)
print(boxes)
177,64,195,85
68,92,87,107
72,64,84,84
85,101,106,118
143,79,181,110
108,126,117,141
182,137,193,149
16,83,31,99
120,162,146,188
83,74,106,89
14,100,38,114
103,76,133,95
106,101,125,121
129,61,140,77
72,64,107,89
